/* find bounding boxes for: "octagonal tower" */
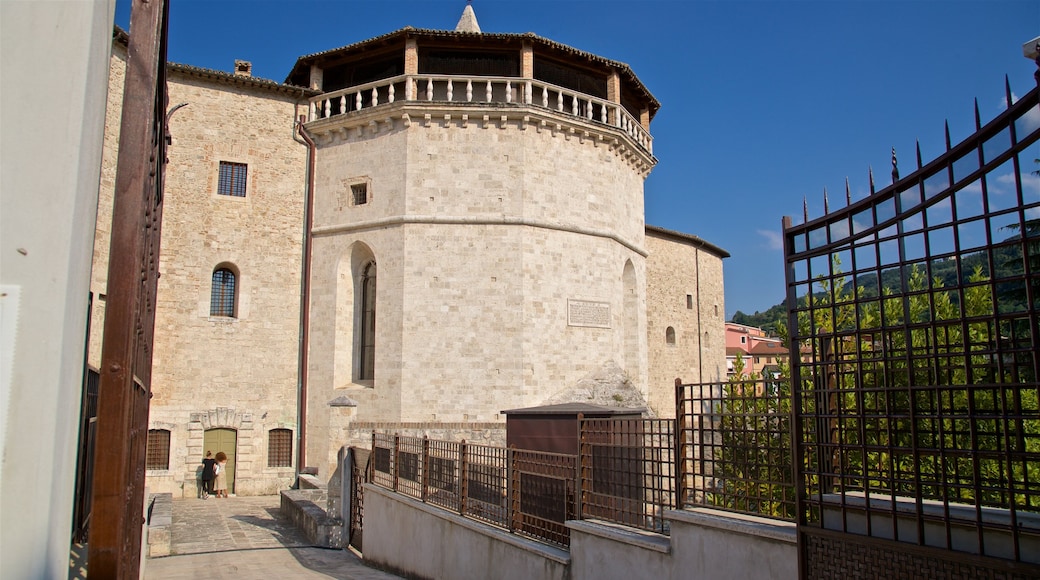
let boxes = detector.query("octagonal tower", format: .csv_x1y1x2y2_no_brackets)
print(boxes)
293,8,660,472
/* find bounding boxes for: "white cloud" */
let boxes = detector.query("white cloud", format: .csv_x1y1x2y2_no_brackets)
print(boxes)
757,229,783,251
1021,170,1040,195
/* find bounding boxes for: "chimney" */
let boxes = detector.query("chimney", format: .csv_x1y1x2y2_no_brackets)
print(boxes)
234,60,252,77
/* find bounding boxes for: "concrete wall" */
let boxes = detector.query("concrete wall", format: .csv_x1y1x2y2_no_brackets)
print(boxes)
0,1,115,577
363,485,570,580
362,485,797,580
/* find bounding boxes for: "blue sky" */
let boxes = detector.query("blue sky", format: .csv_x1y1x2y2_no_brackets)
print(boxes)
115,0,1040,319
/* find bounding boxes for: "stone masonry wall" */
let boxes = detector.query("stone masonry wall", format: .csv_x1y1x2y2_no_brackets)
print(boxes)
304,105,650,473
91,49,308,496
644,231,727,418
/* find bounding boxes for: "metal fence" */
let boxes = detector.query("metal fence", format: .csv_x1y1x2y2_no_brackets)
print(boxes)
783,79,1040,576
368,419,676,547
677,379,797,521
580,418,676,533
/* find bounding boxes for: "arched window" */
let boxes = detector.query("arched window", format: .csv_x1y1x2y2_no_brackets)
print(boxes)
358,262,376,381
146,429,171,470
268,428,293,467
211,267,237,317
666,326,676,345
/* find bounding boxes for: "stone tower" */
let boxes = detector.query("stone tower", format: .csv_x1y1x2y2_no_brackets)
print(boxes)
289,7,662,472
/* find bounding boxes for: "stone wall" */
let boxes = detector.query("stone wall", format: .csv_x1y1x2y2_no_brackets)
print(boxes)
304,104,652,473
644,229,727,418
90,49,308,496
90,35,729,491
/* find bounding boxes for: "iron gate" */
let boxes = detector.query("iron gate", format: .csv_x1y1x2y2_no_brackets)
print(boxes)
784,76,1040,578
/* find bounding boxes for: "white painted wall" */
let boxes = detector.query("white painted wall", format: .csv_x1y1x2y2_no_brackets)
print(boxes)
362,484,798,580
0,0,114,577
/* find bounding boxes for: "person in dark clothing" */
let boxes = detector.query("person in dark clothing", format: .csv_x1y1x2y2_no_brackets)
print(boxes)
200,451,217,499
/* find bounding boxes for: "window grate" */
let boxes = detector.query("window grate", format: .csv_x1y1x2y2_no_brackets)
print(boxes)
218,161,247,197
145,429,170,470
351,183,368,206
210,268,236,317
268,429,292,467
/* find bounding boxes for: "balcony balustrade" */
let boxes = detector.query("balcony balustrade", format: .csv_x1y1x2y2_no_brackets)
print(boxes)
307,74,652,155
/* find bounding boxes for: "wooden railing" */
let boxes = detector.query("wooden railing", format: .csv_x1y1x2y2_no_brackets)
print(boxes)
308,74,652,155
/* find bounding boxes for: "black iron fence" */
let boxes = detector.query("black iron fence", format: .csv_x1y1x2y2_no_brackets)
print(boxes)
368,418,676,548
783,79,1040,576
676,379,796,521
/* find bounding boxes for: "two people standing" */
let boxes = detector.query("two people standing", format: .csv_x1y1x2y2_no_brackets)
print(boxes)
199,450,230,499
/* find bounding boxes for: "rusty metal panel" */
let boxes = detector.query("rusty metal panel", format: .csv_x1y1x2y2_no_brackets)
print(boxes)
503,403,643,455
88,0,169,576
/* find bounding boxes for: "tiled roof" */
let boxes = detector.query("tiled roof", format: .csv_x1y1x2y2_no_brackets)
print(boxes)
749,342,789,355
285,27,659,115
646,225,730,258
168,62,319,97
112,26,318,98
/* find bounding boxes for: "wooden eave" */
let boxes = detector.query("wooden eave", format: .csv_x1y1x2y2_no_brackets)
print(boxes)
285,27,659,117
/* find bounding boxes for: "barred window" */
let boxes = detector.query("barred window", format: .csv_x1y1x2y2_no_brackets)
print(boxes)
146,429,170,470
351,183,368,206
210,268,236,317
218,161,247,197
268,428,292,467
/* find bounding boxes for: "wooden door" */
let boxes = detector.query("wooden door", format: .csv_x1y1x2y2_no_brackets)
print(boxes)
203,428,237,494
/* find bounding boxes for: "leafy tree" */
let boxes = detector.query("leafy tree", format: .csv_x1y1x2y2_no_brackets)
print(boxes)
709,348,796,519
794,257,1037,510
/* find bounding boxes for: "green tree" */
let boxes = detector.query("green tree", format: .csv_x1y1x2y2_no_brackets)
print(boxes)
709,347,796,519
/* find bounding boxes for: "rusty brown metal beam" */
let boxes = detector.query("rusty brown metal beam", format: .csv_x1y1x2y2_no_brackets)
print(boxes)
89,0,169,576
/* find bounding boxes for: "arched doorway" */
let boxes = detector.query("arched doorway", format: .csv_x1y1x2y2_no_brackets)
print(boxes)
203,428,237,494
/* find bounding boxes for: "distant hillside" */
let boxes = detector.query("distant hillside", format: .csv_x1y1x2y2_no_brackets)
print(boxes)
730,302,786,335
729,229,1037,337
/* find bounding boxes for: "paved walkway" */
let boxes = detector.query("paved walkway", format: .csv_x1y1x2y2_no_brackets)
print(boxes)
144,495,402,579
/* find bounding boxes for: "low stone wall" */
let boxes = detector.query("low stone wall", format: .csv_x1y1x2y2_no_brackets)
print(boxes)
569,508,797,580
297,473,324,490
362,484,798,580
145,493,172,558
279,489,345,548
363,484,570,580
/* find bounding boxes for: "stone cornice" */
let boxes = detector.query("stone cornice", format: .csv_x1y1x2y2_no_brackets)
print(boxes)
305,101,656,176
312,215,649,258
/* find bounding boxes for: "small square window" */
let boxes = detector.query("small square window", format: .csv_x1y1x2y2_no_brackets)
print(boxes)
146,429,170,470
352,183,368,206
218,161,247,197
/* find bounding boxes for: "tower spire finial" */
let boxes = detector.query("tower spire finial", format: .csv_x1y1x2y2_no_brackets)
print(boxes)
455,1,481,33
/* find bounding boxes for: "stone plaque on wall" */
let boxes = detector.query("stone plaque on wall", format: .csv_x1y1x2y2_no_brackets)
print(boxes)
567,299,610,328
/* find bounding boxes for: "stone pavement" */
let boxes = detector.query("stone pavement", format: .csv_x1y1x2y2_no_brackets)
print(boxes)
144,495,402,579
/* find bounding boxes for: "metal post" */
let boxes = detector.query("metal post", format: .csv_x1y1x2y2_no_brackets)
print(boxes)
576,413,585,521
674,377,687,507
508,447,519,533
393,434,400,492
458,440,468,516
421,436,430,502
